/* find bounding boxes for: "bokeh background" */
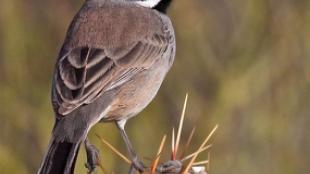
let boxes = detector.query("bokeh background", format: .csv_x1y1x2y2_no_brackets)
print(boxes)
1,0,310,173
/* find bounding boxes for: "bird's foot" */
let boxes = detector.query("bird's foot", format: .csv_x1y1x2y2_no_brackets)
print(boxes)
157,160,182,174
128,157,147,174
85,139,101,174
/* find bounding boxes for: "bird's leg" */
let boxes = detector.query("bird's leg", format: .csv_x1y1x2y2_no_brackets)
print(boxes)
116,120,146,173
84,138,100,174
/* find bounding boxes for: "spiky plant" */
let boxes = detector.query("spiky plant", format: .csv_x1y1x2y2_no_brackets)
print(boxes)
96,94,218,174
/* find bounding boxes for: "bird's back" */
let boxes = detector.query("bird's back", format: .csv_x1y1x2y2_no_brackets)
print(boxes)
62,0,167,51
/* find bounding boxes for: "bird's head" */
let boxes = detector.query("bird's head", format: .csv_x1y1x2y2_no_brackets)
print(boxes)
132,0,173,13
87,0,173,13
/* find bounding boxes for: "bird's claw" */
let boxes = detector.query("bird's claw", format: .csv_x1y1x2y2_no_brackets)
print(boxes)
133,157,147,172
128,157,147,174
85,139,101,173
85,163,96,174
157,160,182,174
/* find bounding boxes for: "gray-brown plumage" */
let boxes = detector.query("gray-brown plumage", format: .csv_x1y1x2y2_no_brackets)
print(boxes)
38,0,175,173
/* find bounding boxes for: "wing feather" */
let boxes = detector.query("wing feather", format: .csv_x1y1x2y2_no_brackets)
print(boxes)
85,58,114,87
53,33,170,115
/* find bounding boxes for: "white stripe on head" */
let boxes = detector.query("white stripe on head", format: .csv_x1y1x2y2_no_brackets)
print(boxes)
135,0,161,8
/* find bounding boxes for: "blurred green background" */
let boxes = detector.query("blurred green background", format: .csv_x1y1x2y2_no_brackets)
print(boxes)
1,0,310,173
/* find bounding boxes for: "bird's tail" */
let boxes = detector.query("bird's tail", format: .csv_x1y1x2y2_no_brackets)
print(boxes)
37,137,82,174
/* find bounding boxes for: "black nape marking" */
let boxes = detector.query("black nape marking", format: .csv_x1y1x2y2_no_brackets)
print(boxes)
153,0,172,13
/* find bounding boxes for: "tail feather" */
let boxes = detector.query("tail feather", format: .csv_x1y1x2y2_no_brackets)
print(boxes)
38,138,81,174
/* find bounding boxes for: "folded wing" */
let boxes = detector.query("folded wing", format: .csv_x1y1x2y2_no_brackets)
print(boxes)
53,33,170,115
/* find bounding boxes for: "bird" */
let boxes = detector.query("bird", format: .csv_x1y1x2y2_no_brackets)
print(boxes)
37,0,175,173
